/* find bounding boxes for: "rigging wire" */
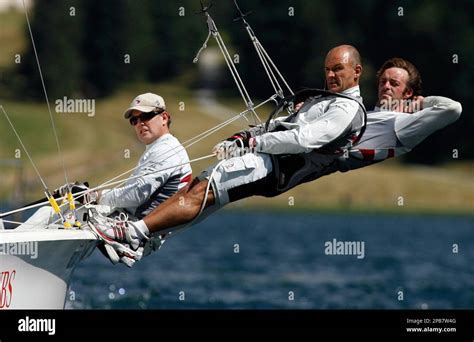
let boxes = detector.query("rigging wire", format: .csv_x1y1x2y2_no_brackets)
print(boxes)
22,0,79,227
2,2,295,228
193,1,262,124
233,0,294,98
0,105,70,226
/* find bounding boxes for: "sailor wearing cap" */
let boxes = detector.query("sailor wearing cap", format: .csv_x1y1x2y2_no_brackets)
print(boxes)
97,92,192,218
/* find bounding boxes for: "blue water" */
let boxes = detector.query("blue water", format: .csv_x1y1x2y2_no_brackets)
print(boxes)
65,211,474,309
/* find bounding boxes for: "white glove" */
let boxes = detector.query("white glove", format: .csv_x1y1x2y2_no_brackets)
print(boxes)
97,242,144,268
118,245,144,268
212,140,237,160
98,243,120,264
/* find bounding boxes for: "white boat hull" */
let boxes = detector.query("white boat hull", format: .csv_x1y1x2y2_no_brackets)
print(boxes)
0,207,98,309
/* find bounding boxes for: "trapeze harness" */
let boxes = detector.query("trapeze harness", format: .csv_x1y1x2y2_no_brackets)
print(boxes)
227,88,367,202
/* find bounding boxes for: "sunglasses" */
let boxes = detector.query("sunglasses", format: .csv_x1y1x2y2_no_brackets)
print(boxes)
129,110,164,126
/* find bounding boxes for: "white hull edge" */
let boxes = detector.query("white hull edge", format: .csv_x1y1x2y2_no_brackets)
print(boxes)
0,208,98,309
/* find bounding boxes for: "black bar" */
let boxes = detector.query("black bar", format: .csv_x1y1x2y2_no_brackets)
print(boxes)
0,310,473,338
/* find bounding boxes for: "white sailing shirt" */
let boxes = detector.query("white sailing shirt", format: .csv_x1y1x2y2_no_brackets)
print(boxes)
99,133,192,218
254,86,363,154
339,96,462,170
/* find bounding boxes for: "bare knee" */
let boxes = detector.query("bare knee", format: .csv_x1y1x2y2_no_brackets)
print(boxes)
186,178,214,206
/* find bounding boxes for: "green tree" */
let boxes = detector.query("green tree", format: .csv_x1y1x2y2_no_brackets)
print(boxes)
147,0,205,81
81,0,155,97
19,0,83,100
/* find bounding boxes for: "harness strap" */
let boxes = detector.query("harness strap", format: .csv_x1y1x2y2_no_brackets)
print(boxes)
265,88,367,140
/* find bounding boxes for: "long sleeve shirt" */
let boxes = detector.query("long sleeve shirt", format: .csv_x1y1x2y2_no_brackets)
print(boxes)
339,96,462,169
254,86,363,154
99,133,192,218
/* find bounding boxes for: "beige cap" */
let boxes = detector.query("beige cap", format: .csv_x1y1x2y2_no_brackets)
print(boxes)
123,93,166,119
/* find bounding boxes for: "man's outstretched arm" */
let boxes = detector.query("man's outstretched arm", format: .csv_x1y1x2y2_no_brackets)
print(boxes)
395,96,462,149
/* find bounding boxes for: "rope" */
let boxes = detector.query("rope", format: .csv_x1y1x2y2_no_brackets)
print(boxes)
194,9,261,124
22,0,78,227
149,159,226,241
255,39,294,95
96,95,276,192
0,106,47,190
22,0,71,189
236,7,294,97
0,93,279,220
1,2,294,229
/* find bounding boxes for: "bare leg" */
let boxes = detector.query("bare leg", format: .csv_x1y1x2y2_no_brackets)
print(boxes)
143,178,214,234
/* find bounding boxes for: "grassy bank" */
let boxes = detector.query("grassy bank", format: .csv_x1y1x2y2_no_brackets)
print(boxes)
0,9,26,68
226,159,474,215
